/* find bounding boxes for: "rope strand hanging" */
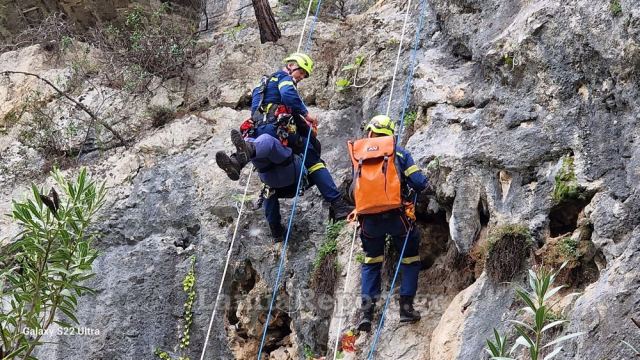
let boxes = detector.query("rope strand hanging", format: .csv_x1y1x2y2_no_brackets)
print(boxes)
199,166,254,360
256,1,325,357
368,0,428,356
200,1,324,357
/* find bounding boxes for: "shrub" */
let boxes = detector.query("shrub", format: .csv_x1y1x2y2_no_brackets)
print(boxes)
610,0,622,16
485,262,585,360
0,168,106,359
403,110,418,128
310,220,346,295
147,105,176,128
90,4,204,92
486,224,533,283
16,91,68,157
558,237,579,260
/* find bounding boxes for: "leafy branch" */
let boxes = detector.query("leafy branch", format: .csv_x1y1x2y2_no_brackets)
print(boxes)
0,168,106,359
486,262,585,360
335,54,372,92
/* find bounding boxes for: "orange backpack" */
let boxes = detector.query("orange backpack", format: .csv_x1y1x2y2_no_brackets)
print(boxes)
347,136,403,215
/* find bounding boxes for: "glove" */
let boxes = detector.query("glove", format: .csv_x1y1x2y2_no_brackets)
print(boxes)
239,118,254,137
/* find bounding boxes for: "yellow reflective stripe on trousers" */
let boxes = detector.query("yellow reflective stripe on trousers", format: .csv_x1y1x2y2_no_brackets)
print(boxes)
404,165,420,177
395,151,405,158
401,255,421,264
307,162,325,174
364,255,384,264
278,80,295,89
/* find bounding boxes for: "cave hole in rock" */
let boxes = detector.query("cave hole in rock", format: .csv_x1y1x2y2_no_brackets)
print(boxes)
415,204,450,271
548,193,594,237
544,192,602,289
259,306,293,355
227,259,257,330
236,92,253,110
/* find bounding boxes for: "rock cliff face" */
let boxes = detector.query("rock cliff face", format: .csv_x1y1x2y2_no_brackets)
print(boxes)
0,0,639,359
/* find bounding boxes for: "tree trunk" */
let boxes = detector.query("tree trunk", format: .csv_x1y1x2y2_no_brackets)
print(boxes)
251,0,281,43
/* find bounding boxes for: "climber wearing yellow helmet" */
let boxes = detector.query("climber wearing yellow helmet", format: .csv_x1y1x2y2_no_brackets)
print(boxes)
347,115,429,331
215,52,352,241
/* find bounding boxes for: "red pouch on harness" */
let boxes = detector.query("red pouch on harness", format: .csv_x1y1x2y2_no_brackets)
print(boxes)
239,118,254,138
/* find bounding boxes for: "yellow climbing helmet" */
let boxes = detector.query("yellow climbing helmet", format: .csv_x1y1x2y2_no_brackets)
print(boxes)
365,115,396,136
283,52,314,77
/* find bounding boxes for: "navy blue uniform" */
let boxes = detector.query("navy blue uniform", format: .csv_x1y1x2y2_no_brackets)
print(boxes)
249,70,341,227
359,145,428,303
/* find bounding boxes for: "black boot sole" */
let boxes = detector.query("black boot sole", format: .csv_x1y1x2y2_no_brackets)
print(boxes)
357,319,372,332
230,130,250,161
399,316,421,323
216,152,240,181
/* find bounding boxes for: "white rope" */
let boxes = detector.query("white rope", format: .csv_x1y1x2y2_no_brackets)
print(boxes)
331,223,359,360
200,166,254,360
385,0,413,117
297,0,315,52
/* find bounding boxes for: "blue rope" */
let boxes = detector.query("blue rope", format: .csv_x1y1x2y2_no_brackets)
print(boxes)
256,127,313,360
368,0,428,357
396,0,428,142
304,0,324,53
366,194,417,360
256,2,324,356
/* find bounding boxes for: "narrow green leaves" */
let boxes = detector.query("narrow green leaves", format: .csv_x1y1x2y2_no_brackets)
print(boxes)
0,168,105,359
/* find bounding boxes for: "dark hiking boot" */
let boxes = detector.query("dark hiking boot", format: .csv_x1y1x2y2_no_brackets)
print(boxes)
330,197,354,221
216,152,244,181
269,222,285,243
230,129,255,163
357,306,375,332
399,296,421,323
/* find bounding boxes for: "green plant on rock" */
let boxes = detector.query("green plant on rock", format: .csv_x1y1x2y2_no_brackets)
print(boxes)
610,0,622,16
485,262,585,360
403,110,418,128
552,155,581,203
336,54,371,92
225,23,247,40
558,237,579,260
154,256,197,360
310,220,346,294
426,156,441,171
0,168,106,359
180,256,196,350
303,344,315,359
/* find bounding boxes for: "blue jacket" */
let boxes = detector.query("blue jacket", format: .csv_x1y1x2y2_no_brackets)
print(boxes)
395,145,428,193
248,134,303,189
250,70,309,117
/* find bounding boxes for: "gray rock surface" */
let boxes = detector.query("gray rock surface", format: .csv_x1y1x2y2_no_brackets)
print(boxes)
0,0,639,359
